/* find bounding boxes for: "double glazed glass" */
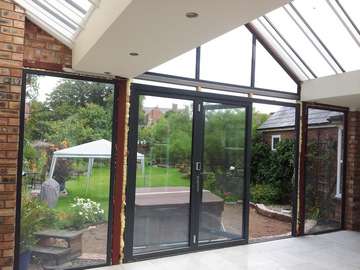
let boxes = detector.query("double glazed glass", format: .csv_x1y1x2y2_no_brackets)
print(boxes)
304,108,344,234
199,103,246,243
19,73,114,269
133,96,194,254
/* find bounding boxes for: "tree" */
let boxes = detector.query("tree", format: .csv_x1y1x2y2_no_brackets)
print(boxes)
47,103,112,146
46,80,114,110
26,74,40,101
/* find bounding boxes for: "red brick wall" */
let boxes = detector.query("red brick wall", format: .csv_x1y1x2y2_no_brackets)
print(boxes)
0,1,25,269
261,129,295,145
24,19,72,71
345,112,360,230
0,3,74,268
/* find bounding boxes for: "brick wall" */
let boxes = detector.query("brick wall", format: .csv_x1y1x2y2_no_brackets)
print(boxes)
345,111,360,230
24,19,72,71
0,1,25,269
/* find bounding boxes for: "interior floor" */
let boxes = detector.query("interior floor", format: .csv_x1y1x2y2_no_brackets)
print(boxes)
95,231,360,270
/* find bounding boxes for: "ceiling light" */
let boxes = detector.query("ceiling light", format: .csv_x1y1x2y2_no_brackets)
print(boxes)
186,12,199,18
129,52,139,56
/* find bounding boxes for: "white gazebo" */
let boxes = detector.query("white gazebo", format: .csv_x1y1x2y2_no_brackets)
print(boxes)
48,139,145,189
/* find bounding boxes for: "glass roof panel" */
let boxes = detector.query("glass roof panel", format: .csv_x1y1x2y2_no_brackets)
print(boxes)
265,7,337,77
293,0,360,72
252,19,313,80
200,26,252,86
339,0,360,30
255,41,298,93
150,49,196,78
251,0,360,81
14,0,97,47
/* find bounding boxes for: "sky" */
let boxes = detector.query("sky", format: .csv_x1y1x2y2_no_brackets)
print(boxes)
33,24,299,115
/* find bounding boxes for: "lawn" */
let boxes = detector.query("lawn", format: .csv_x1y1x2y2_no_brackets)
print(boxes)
55,165,188,218
136,166,190,187
55,166,111,217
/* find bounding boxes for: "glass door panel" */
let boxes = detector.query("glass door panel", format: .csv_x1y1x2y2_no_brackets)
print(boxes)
199,102,247,243
132,95,194,254
304,107,345,234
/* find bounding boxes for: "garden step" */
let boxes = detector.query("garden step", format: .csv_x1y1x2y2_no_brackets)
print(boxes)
32,245,78,266
32,245,71,257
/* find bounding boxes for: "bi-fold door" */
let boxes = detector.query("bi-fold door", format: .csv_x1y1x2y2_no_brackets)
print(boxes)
124,84,251,261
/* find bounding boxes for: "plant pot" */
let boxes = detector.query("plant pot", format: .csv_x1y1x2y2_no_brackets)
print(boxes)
19,250,32,270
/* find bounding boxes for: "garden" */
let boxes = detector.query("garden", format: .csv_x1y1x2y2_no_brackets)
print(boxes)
20,73,297,268
20,75,116,269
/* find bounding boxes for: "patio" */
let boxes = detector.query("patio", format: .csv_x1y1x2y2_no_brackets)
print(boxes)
94,231,360,270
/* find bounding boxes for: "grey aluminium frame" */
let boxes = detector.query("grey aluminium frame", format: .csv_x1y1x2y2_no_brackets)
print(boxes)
140,26,301,100
124,82,300,262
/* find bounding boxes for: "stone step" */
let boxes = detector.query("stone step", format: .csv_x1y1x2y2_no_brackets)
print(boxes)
32,245,71,257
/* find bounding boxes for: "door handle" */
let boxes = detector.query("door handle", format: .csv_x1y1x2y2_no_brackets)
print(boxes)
195,162,201,171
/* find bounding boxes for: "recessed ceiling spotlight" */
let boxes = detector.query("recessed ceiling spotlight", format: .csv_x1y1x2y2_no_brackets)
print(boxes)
129,52,139,56
186,12,199,18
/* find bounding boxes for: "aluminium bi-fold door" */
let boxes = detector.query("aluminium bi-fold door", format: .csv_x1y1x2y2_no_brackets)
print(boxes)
124,84,251,261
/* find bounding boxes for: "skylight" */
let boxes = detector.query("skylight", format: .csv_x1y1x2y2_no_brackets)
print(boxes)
250,0,360,81
14,0,99,48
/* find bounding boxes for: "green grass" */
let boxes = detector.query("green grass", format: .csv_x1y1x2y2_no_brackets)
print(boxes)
55,166,111,217
55,166,188,218
136,166,189,187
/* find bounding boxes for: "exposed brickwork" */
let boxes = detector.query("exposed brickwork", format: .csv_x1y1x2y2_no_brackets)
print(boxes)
0,1,24,269
24,19,72,71
345,111,360,230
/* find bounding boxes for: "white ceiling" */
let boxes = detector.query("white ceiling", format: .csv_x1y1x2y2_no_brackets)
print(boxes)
301,70,360,110
72,0,290,78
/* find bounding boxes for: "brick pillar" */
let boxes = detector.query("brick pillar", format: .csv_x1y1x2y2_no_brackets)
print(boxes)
0,1,25,269
345,111,360,231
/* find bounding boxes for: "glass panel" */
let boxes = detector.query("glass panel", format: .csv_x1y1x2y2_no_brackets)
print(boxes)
250,104,295,239
133,96,193,254
304,108,344,234
199,103,246,243
46,1,84,25
340,0,360,29
19,74,114,269
252,19,313,81
150,49,196,78
293,0,360,72
265,7,336,77
255,41,298,93
200,26,252,86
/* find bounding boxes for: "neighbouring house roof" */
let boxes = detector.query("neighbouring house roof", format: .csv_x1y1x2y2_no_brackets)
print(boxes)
258,107,343,130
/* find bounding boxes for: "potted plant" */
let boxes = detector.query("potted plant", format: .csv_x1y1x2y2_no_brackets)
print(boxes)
20,194,56,270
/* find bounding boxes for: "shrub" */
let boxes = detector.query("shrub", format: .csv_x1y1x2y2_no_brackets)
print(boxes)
68,198,105,229
250,184,281,204
251,138,295,204
20,194,57,252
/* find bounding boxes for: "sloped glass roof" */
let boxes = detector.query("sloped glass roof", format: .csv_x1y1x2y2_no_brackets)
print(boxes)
14,0,99,48
250,0,360,81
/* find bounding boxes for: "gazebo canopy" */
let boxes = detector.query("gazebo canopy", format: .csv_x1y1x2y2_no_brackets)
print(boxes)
48,139,145,188
53,139,113,159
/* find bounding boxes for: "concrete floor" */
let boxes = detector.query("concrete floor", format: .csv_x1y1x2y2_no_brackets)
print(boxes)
94,231,360,270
